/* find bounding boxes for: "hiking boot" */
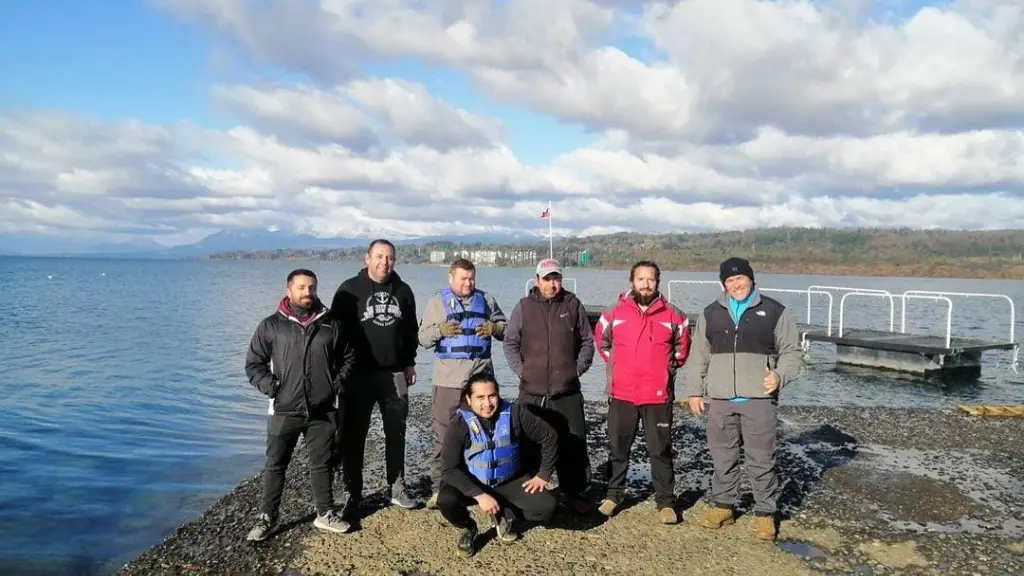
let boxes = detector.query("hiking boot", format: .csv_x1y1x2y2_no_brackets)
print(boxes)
699,506,735,529
494,511,520,543
425,492,439,510
658,506,679,525
390,484,417,509
456,526,478,558
246,513,277,542
597,499,618,517
755,515,777,541
313,509,352,534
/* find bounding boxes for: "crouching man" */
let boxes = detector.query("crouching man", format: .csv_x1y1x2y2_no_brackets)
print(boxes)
437,373,559,558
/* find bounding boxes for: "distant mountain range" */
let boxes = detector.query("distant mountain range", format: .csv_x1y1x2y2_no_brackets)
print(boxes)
0,229,543,258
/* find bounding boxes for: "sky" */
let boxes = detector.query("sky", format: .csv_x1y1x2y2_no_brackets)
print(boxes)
1,0,1023,248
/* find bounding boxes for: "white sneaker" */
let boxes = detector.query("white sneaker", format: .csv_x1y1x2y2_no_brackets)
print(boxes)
313,509,352,533
246,513,277,541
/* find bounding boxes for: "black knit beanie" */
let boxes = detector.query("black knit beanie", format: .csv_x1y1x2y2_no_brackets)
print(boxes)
719,257,755,285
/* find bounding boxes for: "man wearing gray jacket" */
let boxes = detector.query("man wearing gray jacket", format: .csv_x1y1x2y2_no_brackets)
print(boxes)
418,258,507,509
683,257,802,541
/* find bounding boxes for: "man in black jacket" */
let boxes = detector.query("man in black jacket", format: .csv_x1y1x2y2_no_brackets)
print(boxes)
502,258,595,515
331,239,420,517
244,268,355,541
438,372,558,558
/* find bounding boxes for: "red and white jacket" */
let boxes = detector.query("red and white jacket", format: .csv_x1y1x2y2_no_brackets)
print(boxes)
594,291,691,405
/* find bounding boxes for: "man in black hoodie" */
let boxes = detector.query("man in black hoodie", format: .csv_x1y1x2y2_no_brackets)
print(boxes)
244,268,355,541
331,239,420,518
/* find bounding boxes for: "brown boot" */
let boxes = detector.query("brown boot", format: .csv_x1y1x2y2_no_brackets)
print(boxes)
699,506,735,529
754,515,776,541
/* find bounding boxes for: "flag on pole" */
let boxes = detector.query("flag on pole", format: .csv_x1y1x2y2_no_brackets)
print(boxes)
543,203,553,259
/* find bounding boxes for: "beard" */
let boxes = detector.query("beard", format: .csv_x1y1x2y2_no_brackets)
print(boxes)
633,290,659,306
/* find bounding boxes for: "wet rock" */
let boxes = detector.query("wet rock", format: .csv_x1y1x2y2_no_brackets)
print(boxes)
856,540,928,569
825,468,989,523
777,541,827,558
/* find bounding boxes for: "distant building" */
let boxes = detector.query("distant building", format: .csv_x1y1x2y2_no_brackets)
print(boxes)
430,248,536,266
508,249,537,265
471,250,499,265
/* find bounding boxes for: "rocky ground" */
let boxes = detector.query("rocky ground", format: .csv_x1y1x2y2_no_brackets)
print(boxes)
119,397,1024,576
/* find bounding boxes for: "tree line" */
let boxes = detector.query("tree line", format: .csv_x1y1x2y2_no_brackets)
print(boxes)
207,227,1024,279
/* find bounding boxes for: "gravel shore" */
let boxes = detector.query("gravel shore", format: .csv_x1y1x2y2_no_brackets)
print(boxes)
120,397,1024,576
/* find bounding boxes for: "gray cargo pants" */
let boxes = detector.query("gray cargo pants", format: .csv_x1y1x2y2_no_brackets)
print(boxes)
430,386,464,491
707,398,779,515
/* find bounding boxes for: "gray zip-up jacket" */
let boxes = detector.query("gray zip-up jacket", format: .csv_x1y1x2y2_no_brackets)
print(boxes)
418,289,506,389
682,291,802,400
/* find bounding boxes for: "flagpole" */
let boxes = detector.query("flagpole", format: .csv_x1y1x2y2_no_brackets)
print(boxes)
547,201,553,259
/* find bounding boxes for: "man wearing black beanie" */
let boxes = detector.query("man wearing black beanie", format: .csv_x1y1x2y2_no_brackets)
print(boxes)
682,256,802,541
718,257,755,286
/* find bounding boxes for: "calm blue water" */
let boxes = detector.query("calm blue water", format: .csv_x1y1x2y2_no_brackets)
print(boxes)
1,257,1021,574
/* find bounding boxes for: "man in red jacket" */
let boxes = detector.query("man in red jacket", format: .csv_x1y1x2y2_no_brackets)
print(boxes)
593,261,691,524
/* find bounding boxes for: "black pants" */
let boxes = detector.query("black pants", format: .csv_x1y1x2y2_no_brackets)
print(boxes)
261,412,337,517
519,390,590,499
340,370,409,501
606,398,675,509
437,474,557,530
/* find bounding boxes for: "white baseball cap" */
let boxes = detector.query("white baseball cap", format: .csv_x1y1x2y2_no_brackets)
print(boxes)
535,258,562,278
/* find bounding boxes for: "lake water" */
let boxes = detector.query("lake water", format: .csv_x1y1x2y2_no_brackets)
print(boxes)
1,257,1021,575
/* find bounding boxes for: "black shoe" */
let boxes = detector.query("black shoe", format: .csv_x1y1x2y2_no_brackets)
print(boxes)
341,497,361,523
494,510,520,542
568,497,594,515
456,527,478,558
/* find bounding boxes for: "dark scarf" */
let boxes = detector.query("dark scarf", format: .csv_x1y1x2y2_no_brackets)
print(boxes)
278,296,323,326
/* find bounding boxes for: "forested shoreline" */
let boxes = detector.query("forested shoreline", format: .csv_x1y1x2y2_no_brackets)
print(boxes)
208,227,1024,279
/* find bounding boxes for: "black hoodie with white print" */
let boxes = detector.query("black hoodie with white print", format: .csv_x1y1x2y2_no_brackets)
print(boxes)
331,268,418,373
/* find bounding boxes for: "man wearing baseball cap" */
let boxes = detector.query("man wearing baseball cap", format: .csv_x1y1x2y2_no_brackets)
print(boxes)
682,257,803,541
502,258,596,515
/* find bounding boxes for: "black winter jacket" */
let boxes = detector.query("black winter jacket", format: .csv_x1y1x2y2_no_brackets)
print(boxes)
244,298,355,416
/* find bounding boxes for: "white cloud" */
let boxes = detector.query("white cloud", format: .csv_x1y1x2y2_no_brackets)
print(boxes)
3,0,1024,250
345,78,505,150
211,84,376,148
212,79,504,152
163,0,1024,138
169,0,616,72
639,0,1024,139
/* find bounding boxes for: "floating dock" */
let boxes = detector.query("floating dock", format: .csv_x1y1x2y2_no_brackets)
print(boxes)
799,327,1016,377
539,279,1021,377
